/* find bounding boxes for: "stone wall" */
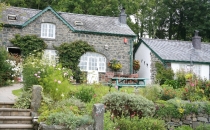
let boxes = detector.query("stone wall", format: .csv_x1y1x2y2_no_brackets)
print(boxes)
150,52,162,83
165,113,210,130
0,11,133,74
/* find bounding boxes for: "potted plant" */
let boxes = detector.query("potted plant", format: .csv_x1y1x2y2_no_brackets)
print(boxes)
133,60,140,73
108,59,122,72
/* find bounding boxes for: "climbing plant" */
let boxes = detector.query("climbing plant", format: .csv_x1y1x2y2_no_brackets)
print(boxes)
55,40,95,82
10,34,47,57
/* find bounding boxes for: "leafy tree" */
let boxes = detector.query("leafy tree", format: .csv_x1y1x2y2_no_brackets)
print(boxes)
1,0,57,10
55,40,95,83
10,34,47,57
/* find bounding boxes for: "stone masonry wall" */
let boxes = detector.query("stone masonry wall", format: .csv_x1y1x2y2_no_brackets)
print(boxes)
150,52,162,83
0,11,133,74
165,113,210,130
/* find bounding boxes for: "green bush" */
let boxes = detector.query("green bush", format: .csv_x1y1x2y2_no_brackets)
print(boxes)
0,46,14,86
22,53,43,90
75,86,95,103
141,84,162,102
102,92,155,118
175,125,192,130
155,62,174,85
161,86,176,100
195,123,210,130
13,89,32,109
116,117,166,130
46,111,93,130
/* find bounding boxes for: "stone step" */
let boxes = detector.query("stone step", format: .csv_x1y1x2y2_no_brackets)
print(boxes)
0,124,33,130
0,116,32,124
0,108,31,116
0,102,14,108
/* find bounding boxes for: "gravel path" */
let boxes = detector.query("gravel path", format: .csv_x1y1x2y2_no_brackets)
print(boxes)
0,83,23,102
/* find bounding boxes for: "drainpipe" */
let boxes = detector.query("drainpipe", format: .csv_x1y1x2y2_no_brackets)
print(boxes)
130,38,134,74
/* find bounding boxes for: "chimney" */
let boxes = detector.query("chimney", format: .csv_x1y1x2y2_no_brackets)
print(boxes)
119,7,127,24
192,30,201,49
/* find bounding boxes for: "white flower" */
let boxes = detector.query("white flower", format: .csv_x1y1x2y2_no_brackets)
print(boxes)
58,80,61,84
61,93,64,97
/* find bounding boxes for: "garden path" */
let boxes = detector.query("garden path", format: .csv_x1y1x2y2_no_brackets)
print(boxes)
0,83,23,102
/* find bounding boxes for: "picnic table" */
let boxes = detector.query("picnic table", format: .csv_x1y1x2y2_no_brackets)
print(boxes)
109,77,146,90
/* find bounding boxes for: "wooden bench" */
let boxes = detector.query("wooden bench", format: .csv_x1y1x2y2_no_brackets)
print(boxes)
110,77,146,90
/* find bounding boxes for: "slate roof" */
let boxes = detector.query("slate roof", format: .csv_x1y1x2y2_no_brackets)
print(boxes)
1,6,136,37
139,38,210,64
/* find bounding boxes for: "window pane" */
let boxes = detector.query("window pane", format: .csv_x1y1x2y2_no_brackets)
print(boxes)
41,23,55,38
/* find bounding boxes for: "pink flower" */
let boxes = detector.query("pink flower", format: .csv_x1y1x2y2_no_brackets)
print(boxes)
34,73,37,76
115,86,118,90
190,83,195,87
37,76,40,78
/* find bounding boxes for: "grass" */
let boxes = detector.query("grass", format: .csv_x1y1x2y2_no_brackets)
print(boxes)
12,88,22,97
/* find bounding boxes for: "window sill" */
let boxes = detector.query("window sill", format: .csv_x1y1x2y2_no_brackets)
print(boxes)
41,38,56,41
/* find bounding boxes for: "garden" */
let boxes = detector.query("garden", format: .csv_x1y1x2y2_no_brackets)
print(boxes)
1,35,210,130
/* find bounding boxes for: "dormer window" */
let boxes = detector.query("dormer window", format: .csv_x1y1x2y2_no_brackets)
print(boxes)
74,21,83,26
41,23,56,39
8,15,17,21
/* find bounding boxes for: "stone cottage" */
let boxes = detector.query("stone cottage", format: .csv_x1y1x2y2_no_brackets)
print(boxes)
134,31,210,84
0,6,136,83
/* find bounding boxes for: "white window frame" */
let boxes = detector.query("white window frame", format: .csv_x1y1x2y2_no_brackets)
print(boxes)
78,52,106,72
43,49,58,65
41,23,56,39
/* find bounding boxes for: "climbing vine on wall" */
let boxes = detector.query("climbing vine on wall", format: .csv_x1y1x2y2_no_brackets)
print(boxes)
54,40,95,82
10,34,47,57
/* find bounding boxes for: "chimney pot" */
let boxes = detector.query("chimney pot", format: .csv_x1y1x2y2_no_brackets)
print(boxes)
119,7,127,24
192,30,201,49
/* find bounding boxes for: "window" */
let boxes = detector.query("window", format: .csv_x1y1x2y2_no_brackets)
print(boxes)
41,23,55,39
43,50,58,65
78,52,106,72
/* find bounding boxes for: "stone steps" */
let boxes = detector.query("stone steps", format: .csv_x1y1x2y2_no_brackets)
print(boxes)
0,124,33,130
0,102,33,130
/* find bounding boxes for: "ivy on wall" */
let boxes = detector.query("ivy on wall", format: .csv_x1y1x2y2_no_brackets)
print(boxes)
10,34,47,57
55,40,95,82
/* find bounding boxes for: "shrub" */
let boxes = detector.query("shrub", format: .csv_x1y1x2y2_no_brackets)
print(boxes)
10,34,47,57
38,64,73,101
13,89,32,109
155,62,174,85
175,125,192,130
116,117,166,130
45,111,93,130
141,84,162,102
75,86,95,103
161,86,176,100
0,47,14,86
155,100,183,119
195,123,210,130
102,92,155,118
22,53,44,90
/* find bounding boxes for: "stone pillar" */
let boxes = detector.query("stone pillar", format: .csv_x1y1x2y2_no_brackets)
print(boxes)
30,85,42,117
92,103,105,130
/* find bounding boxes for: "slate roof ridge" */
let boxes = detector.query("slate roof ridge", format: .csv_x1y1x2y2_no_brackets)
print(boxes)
141,38,210,45
58,11,118,19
